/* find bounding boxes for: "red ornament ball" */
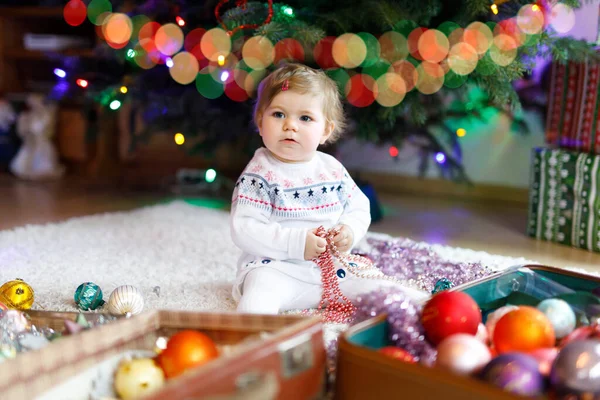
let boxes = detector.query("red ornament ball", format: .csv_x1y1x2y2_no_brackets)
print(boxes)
421,291,482,345
379,346,417,363
157,330,219,378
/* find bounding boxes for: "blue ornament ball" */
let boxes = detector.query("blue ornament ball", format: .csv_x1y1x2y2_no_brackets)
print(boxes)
74,282,105,311
537,298,576,339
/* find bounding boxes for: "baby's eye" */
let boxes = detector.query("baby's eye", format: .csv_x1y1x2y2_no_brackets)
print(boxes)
272,111,284,118
300,115,312,122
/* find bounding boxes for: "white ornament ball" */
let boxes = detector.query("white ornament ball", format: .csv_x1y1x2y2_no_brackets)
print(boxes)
475,323,489,344
536,298,576,338
436,334,492,375
114,358,165,400
108,285,144,316
485,305,519,340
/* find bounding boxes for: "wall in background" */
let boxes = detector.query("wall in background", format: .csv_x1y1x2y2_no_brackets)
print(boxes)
339,1,600,189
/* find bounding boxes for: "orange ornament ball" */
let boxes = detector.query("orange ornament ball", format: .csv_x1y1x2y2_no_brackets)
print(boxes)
492,306,555,354
157,330,219,378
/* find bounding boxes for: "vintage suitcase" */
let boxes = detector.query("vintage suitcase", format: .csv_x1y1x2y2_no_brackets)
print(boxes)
0,310,326,400
335,264,600,400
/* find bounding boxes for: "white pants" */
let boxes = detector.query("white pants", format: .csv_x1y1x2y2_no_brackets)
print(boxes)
236,265,427,314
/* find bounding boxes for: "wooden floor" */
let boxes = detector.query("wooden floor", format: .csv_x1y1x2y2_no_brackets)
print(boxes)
2,174,600,273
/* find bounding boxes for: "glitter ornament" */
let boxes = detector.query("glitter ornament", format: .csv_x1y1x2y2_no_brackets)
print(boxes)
107,285,144,316
492,306,555,354
432,278,454,294
481,353,545,396
550,340,600,398
74,282,105,311
536,298,576,339
158,330,219,378
0,279,34,310
114,358,165,400
379,346,416,363
484,305,518,341
0,309,30,335
354,287,437,365
421,291,482,345
436,334,492,375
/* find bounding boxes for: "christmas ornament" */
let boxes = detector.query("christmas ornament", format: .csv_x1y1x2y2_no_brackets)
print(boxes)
0,309,30,334
114,358,165,400
353,287,437,366
421,291,481,345
475,323,489,344
560,324,600,347
0,279,34,310
484,305,518,341
492,306,555,354
74,282,105,311
536,298,576,339
378,346,417,363
107,285,144,316
480,353,545,396
215,0,274,36
158,330,219,378
550,340,600,398
436,334,491,375
432,278,454,294
529,347,559,376
0,301,7,313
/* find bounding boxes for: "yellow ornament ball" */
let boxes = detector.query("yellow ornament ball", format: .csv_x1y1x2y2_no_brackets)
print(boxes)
0,279,34,310
114,358,165,400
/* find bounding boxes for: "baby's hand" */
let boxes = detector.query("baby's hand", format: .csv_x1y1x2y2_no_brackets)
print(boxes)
304,229,327,260
332,225,353,253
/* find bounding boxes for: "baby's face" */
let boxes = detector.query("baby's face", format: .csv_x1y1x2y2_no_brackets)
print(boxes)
259,90,333,163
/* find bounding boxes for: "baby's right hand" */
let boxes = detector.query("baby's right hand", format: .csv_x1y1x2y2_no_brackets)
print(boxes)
304,229,327,260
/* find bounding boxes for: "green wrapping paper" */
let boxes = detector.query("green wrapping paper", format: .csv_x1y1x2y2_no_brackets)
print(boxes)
528,147,600,252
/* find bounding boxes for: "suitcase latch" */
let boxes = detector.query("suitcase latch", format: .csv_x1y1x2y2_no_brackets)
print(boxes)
278,333,313,378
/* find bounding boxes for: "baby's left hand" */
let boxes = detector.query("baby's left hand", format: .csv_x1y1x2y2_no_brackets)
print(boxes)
332,225,353,253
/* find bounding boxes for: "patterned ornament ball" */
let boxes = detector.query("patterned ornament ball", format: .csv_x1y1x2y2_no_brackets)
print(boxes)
492,306,555,354
432,278,454,294
0,279,34,310
74,282,105,311
378,346,417,363
550,340,600,398
157,330,219,378
436,334,492,376
536,298,576,339
480,353,545,396
114,358,165,400
107,285,144,316
484,305,519,340
421,291,482,345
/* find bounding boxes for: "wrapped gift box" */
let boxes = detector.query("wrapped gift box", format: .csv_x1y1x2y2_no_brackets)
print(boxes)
0,310,326,400
528,147,600,252
335,265,600,399
546,58,600,153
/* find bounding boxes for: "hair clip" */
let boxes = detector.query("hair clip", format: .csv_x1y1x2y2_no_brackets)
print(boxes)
281,80,289,91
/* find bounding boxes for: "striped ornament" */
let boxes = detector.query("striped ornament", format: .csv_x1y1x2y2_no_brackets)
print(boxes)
107,285,144,316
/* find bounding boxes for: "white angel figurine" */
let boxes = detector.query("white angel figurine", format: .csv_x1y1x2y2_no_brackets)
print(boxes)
10,94,65,180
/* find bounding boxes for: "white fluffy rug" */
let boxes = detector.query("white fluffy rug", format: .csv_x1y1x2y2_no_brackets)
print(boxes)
0,200,536,313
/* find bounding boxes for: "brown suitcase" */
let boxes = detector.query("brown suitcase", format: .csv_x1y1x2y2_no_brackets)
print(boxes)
335,264,600,400
1,310,327,400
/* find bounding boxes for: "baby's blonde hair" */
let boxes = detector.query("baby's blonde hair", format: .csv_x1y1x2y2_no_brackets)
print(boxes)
253,63,347,143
